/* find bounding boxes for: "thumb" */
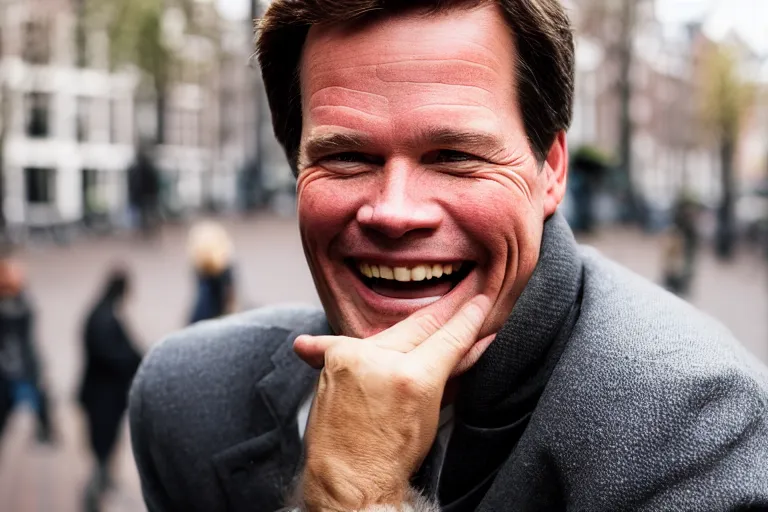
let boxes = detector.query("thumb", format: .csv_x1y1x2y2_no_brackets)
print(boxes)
410,296,491,380
293,335,351,368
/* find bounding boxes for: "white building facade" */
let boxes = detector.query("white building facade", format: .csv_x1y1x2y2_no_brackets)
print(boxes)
0,0,138,229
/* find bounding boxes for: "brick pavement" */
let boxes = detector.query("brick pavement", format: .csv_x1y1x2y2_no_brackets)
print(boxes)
0,215,765,512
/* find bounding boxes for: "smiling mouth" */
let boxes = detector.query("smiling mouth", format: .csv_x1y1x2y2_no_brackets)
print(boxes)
351,260,473,300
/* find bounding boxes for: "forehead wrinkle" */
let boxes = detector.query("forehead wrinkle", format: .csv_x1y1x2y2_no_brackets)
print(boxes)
384,82,498,99
407,103,499,119
307,85,389,116
307,59,503,95
309,106,389,124
306,55,501,76
374,58,502,85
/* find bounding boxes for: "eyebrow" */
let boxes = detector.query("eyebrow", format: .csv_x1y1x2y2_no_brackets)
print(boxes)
299,126,505,168
417,126,505,156
300,132,375,168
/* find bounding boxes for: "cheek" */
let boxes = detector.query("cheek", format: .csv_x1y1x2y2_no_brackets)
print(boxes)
297,176,370,261
297,176,358,247
446,179,534,250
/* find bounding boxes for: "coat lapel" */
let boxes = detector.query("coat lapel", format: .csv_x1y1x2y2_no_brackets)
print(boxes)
212,313,330,511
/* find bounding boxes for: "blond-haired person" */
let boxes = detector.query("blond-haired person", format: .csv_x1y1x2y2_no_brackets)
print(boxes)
187,221,236,324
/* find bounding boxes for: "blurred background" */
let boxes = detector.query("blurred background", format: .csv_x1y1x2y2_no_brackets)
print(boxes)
0,0,765,510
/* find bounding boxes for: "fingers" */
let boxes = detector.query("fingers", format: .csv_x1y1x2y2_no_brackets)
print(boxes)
294,334,350,368
295,295,492,373
450,333,496,378
370,308,447,352
410,295,491,380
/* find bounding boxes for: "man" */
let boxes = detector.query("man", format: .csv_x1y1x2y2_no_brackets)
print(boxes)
129,1,768,511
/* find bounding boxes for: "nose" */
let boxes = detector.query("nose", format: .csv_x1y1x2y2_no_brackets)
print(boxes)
356,163,443,239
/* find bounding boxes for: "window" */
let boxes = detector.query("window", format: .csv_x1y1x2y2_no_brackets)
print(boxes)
75,22,87,67
165,107,180,146
76,96,90,142
168,107,201,146
220,92,234,145
82,168,107,215
185,109,199,147
25,167,54,203
25,92,50,138
110,98,124,144
22,21,50,64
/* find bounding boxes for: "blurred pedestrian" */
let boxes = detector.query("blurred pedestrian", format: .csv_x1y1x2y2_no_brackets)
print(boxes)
663,192,700,296
128,142,161,237
0,256,54,444
569,146,609,234
187,220,237,324
78,269,142,512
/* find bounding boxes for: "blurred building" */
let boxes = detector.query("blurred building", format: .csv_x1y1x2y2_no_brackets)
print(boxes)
0,0,137,230
134,0,293,217
135,0,259,215
568,0,768,224
0,0,279,233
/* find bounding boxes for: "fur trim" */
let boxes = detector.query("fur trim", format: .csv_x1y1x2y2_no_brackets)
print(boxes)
285,488,439,512
353,489,439,512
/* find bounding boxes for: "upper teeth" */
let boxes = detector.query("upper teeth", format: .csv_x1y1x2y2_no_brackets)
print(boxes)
359,262,463,281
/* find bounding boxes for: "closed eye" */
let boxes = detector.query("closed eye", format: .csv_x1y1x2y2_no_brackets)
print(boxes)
422,150,483,165
322,152,384,166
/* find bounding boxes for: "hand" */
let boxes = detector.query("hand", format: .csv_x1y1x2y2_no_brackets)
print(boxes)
293,296,492,511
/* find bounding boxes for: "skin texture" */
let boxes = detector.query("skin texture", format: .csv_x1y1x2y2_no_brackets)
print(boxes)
293,4,568,509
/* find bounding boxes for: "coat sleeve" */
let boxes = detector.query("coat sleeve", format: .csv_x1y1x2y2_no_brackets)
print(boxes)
129,360,175,512
618,367,768,510
21,306,42,382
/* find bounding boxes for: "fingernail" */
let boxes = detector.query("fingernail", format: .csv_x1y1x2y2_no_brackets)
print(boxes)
460,297,486,323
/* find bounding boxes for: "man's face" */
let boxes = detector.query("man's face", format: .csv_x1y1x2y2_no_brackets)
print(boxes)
297,4,567,343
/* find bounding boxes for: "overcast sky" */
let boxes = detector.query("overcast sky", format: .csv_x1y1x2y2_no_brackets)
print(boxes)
216,0,768,54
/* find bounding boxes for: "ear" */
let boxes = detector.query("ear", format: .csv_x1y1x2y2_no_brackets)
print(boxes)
542,131,568,217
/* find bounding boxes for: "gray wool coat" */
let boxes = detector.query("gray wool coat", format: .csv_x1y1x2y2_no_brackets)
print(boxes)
129,214,768,511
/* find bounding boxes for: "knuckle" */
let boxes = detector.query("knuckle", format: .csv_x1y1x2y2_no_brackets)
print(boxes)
324,340,361,371
391,364,431,396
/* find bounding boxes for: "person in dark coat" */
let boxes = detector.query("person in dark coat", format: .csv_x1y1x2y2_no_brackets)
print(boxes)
0,257,53,443
127,143,161,236
79,269,142,511
663,192,700,296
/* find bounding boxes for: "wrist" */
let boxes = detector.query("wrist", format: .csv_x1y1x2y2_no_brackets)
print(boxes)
301,458,408,511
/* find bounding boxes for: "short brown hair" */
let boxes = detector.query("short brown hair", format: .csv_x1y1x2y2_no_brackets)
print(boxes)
256,0,574,172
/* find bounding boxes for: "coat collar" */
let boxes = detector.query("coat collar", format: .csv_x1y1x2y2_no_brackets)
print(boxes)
212,312,329,511
255,314,329,430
